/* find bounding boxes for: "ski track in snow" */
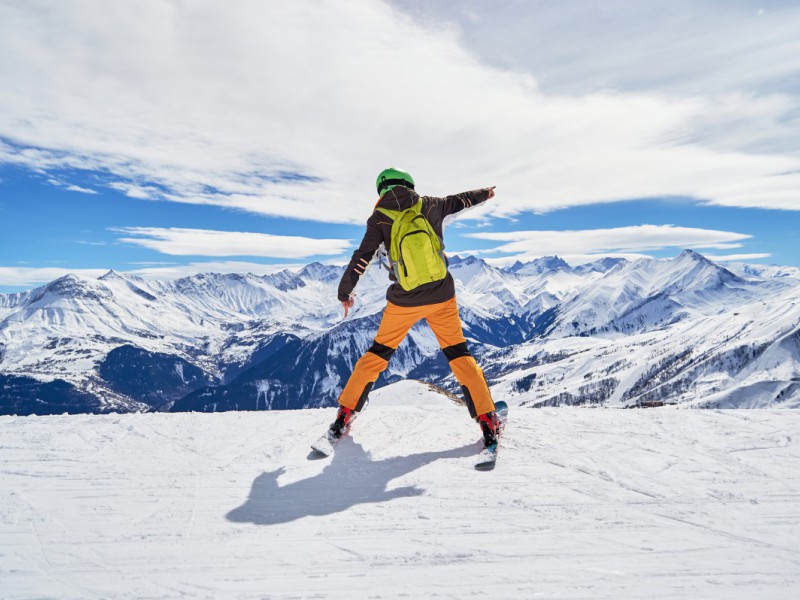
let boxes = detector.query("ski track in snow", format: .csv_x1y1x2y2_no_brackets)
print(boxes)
1,386,800,599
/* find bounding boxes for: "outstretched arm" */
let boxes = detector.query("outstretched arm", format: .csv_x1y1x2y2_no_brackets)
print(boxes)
426,187,495,222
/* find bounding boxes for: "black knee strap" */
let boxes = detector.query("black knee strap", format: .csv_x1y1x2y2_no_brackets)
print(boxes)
443,342,471,362
368,341,395,361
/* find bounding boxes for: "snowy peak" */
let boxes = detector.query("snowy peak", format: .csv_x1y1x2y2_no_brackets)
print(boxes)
42,273,83,293
35,274,113,302
174,272,247,288
672,249,735,275
449,256,527,311
448,255,501,286
676,248,708,262
296,262,343,283
727,262,800,282
448,254,483,267
261,269,306,291
542,249,764,340
99,269,125,281
589,249,744,305
574,256,628,274
660,249,744,296
509,255,571,275
671,249,727,275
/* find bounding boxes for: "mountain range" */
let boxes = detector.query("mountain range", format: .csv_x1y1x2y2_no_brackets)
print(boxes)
2,250,800,415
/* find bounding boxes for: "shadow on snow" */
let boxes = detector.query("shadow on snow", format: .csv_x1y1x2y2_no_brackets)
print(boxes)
226,437,476,525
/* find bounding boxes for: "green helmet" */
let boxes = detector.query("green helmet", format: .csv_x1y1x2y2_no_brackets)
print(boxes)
376,167,415,196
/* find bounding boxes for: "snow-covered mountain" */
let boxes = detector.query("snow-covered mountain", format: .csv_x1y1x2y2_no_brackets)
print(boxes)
1,250,799,414
2,382,800,598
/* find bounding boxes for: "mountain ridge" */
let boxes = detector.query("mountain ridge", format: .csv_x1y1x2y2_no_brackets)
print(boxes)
1,251,799,414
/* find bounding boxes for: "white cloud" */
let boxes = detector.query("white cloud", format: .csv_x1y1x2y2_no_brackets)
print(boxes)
404,2,800,99
0,262,306,289
108,182,158,200
0,267,107,288
45,176,98,194
125,261,305,280
703,253,772,262
467,224,753,261
112,227,351,258
64,184,98,194
0,0,798,224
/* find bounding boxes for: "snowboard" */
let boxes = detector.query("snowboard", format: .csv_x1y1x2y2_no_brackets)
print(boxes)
474,401,508,471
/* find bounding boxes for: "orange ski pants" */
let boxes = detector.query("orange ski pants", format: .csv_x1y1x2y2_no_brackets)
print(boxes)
337,296,495,418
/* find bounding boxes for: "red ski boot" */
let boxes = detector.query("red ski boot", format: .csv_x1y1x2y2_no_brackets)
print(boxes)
477,411,501,448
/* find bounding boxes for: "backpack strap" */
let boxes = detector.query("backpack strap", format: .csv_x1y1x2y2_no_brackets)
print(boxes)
375,206,398,220
375,199,422,220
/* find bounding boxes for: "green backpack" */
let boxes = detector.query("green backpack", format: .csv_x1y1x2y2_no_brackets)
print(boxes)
376,199,448,291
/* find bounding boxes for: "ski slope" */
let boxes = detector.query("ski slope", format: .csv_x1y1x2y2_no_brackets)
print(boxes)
2,381,799,599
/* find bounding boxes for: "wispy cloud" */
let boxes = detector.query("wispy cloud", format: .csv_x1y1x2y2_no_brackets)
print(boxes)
126,261,306,280
64,184,98,194
467,224,754,263
0,262,311,289
46,177,98,194
411,2,800,101
112,227,351,258
703,253,772,262
108,182,159,200
0,1,798,225
0,267,108,288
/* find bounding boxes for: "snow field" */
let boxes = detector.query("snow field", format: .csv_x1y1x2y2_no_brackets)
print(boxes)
1,383,800,599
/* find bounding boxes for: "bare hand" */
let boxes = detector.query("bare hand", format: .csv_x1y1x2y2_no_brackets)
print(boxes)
342,298,354,318
487,186,496,199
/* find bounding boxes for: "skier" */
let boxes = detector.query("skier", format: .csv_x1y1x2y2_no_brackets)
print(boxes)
328,167,500,448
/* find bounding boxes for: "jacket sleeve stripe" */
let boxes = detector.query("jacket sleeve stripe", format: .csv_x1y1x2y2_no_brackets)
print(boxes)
337,216,383,302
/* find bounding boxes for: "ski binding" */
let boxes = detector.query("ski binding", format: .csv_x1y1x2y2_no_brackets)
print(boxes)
475,401,508,471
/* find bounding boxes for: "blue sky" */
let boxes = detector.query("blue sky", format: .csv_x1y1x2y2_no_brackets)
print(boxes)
1,1,799,292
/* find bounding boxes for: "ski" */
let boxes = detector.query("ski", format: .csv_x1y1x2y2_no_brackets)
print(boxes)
475,401,508,470
310,408,360,457
309,431,338,457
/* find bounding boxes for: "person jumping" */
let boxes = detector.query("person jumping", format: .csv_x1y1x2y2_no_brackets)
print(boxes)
327,167,500,449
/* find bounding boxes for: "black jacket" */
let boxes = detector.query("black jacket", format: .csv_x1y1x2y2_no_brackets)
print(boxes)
338,185,493,307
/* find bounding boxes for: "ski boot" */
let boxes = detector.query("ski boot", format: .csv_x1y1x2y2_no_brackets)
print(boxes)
311,405,364,457
328,405,356,441
477,411,501,448
474,402,508,469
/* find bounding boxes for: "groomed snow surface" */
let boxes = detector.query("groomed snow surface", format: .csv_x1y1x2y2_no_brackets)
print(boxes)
2,381,799,599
